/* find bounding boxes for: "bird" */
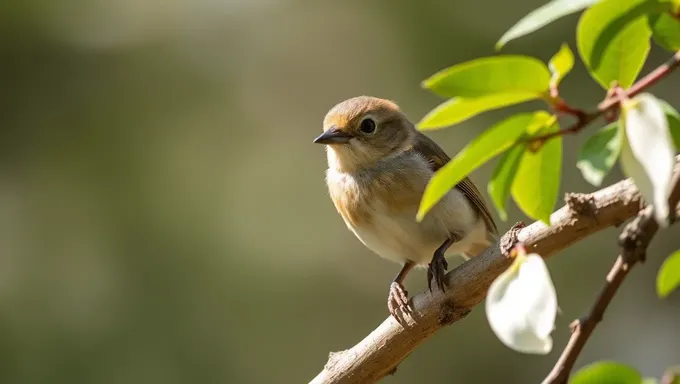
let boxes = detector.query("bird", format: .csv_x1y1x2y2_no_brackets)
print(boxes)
313,95,498,323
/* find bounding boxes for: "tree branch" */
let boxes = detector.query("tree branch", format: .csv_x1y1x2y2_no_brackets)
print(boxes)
542,169,680,384
310,156,680,384
528,50,680,147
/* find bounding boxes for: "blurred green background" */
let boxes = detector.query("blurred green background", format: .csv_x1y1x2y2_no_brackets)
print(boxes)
1,0,679,383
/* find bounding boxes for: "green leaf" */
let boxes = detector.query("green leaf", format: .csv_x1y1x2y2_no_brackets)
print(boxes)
649,12,680,51
417,92,537,130
496,0,600,50
642,378,659,384
577,0,657,89
422,55,551,98
549,43,575,88
417,112,552,221
657,250,680,298
488,144,525,221
571,361,642,384
576,122,623,186
658,99,680,148
511,121,562,224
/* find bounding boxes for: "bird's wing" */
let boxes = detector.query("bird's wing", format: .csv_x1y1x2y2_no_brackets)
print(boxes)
409,131,498,235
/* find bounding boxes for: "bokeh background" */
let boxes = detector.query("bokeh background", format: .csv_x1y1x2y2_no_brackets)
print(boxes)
1,0,679,383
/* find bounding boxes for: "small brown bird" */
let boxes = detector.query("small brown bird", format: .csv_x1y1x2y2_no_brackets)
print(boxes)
314,96,498,322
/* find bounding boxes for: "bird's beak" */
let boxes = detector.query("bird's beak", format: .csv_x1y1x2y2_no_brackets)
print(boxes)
313,127,353,145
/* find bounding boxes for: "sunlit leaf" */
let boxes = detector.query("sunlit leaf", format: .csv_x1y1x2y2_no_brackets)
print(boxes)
576,122,622,186
620,93,676,227
422,55,551,98
549,43,575,88
526,113,558,136
657,250,680,298
417,112,553,221
649,12,680,51
417,92,537,130
511,121,562,225
496,0,600,50
488,144,525,221
658,99,680,148
571,361,642,384
577,0,658,89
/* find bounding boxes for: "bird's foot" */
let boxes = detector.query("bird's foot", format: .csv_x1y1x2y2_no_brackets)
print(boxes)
388,281,411,325
427,253,448,293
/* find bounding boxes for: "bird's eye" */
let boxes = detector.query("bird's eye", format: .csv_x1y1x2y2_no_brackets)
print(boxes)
359,118,376,134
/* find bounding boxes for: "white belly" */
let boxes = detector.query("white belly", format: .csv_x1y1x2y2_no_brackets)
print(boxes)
326,151,490,266
346,192,488,266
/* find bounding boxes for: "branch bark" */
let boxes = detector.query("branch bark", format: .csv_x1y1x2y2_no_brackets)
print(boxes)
542,168,680,384
310,156,680,384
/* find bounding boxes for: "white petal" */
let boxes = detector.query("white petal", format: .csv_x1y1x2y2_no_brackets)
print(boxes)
518,255,558,338
485,254,557,355
621,93,675,227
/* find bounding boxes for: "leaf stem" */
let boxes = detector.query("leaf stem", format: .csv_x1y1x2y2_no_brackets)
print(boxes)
527,50,680,148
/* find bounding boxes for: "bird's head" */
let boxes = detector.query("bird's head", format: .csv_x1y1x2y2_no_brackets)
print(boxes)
314,96,416,172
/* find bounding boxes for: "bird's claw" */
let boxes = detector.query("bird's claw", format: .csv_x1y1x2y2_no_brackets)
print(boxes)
388,281,411,325
427,254,448,293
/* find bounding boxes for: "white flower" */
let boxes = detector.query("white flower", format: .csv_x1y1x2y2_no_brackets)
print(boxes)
620,93,676,227
485,252,558,354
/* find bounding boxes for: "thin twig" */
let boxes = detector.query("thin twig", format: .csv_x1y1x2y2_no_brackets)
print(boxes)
542,170,680,384
528,50,680,148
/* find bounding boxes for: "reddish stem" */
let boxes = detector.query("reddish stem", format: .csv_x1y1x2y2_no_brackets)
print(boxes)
527,50,680,148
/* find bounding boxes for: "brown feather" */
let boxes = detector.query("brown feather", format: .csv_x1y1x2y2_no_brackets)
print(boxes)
408,131,498,235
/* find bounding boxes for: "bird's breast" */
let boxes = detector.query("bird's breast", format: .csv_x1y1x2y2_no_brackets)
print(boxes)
325,160,444,261
324,155,484,264
326,170,374,229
